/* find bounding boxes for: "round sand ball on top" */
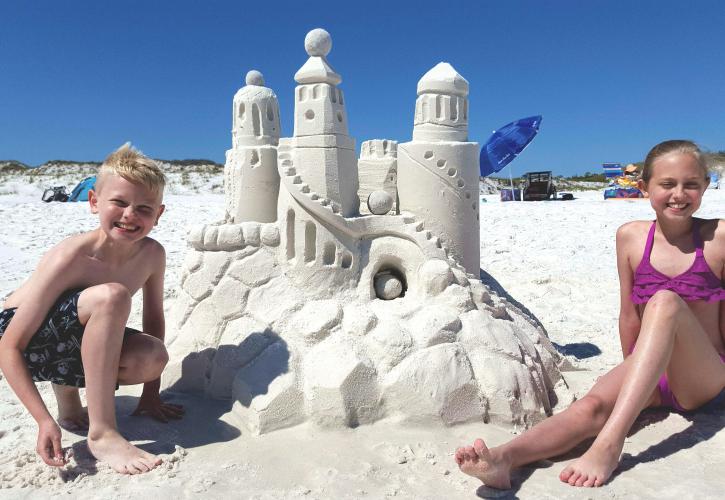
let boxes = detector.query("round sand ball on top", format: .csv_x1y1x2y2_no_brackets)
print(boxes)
374,272,403,300
245,70,265,86
305,28,332,57
367,190,394,215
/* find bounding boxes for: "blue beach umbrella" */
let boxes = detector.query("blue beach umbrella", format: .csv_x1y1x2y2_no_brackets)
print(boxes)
479,115,542,177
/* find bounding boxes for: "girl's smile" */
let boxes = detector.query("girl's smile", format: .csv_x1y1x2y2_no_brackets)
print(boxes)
640,152,709,221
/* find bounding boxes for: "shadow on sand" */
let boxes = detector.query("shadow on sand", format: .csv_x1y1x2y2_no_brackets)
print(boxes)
551,341,602,360
615,397,725,480
475,465,541,499
62,385,242,478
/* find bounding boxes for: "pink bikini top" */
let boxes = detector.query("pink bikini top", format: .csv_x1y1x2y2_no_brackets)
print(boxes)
631,221,725,304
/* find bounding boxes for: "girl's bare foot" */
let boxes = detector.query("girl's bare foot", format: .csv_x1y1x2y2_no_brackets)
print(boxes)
559,440,621,487
53,384,89,431
87,429,161,474
454,438,512,490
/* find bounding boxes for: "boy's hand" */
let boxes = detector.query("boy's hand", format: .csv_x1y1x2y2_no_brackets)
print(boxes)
132,380,184,423
37,419,67,467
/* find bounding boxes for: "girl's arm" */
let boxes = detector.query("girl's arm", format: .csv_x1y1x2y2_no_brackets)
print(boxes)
718,220,725,347
720,300,725,344
616,223,641,358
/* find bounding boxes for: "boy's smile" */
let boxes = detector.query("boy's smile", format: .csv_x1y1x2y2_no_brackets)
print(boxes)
113,221,140,233
88,174,165,244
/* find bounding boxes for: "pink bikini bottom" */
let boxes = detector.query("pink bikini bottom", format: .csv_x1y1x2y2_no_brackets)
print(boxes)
658,353,725,412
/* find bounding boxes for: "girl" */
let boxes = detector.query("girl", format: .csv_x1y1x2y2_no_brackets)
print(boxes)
455,140,725,488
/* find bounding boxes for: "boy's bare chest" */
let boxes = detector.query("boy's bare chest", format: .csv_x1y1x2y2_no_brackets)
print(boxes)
78,255,150,294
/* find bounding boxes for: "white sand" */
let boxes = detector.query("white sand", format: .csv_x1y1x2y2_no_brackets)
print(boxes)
1,184,725,498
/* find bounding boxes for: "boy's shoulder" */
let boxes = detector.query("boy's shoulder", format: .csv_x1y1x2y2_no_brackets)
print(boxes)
137,236,166,261
45,232,92,264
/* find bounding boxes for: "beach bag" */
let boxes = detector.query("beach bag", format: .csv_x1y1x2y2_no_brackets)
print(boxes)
41,186,69,202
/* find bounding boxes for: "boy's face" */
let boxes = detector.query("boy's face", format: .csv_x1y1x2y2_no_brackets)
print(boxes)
88,174,165,243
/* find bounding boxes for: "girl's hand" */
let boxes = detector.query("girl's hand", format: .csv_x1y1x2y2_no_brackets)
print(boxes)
36,419,66,467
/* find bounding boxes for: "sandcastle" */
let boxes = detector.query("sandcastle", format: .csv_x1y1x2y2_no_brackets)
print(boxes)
163,29,570,434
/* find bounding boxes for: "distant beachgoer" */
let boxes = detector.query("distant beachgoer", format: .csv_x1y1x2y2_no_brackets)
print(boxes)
0,143,184,474
455,139,725,488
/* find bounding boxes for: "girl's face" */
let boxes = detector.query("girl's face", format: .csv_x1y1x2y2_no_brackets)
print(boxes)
639,152,709,222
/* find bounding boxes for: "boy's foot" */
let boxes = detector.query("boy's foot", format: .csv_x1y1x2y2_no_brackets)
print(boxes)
52,384,89,431
87,430,162,474
559,441,621,487
454,438,512,489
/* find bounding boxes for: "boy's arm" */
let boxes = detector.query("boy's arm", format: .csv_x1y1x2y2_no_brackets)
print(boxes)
616,224,641,359
0,248,79,466
133,243,183,421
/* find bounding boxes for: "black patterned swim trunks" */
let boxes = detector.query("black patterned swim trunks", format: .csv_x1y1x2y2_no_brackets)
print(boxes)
0,289,139,387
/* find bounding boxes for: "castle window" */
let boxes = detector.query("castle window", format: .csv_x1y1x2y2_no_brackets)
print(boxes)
304,222,316,263
323,242,336,265
286,209,295,260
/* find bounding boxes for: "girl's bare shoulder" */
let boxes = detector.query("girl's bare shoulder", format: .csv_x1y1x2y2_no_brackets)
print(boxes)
698,218,725,253
616,220,652,243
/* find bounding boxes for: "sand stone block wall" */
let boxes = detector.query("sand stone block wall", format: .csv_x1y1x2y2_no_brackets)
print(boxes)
163,28,570,434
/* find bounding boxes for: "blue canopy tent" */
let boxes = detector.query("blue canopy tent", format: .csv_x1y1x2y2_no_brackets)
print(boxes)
708,171,720,189
479,116,542,201
68,176,96,202
602,163,623,180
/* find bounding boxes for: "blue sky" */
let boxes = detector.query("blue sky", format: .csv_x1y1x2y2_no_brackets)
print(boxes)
1,0,723,176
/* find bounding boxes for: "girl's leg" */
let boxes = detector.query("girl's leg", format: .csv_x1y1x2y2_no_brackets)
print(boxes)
561,290,725,487
76,284,161,475
455,356,654,489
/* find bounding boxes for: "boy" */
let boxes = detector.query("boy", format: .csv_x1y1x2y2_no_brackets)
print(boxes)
0,143,183,475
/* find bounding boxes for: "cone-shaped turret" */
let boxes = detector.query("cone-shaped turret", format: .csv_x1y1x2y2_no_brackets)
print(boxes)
232,70,281,148
224,70,281,223
413,62,469,142
398,63,479,273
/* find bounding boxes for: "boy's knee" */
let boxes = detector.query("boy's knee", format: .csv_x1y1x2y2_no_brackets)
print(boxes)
144,347,168,381
93,283,132,311
154,344,169,371
137,341,168,381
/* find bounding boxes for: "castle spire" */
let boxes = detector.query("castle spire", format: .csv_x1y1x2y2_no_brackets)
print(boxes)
413,62,469,142
294,29,341,85
287,28,358,217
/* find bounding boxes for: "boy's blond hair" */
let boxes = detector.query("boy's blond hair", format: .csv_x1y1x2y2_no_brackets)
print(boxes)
97,143,166,195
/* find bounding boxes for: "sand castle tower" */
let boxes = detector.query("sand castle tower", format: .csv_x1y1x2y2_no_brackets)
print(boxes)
224,70,281,223
357,139,398,215
286,29,358,218
164,29,570,435
397,63,480,274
